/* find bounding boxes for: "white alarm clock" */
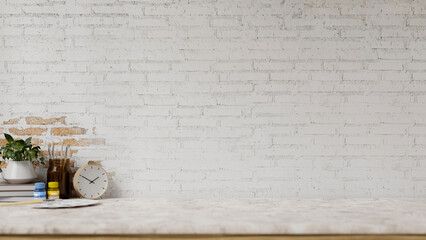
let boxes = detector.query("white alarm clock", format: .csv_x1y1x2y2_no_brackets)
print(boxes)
73,163,109,199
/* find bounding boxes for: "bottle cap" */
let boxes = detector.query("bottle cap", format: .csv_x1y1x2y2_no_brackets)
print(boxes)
35,182,45,189
48,182,58,188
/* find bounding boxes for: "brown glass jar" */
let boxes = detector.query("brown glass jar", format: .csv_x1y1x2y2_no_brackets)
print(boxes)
47,159,71,199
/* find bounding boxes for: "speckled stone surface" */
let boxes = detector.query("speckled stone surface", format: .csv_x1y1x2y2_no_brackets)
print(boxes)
1,198,426,235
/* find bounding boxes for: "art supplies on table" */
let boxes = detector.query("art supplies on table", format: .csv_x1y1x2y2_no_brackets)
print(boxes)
0,200,43,206
32,199,99,209
47,182,59,200
34,182,46,200
47,143,72,199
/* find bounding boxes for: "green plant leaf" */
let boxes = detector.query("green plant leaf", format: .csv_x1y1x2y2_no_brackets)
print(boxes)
11,141,24,152
24,137,32,145
4,134,13,143
27,150,36,160
5,150,13,159
14,152,21,161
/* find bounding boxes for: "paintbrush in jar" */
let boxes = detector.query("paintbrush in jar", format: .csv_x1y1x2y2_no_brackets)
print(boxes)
61,143,64,160
65,144,70,160
48,143,52,159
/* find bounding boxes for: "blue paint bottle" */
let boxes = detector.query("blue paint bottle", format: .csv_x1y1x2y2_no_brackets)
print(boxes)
34,182,46,200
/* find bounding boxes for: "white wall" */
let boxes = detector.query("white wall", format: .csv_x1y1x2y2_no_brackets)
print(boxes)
1,0,426,198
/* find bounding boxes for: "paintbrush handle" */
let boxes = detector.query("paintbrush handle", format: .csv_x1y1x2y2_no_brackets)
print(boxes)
66,144,70,159
48,144,51,159
0,200,43,206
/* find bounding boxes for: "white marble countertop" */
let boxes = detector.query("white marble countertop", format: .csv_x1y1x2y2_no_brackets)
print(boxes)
0,198,426,235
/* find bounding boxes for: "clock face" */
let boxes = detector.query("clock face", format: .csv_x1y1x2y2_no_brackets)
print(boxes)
74,164,108,199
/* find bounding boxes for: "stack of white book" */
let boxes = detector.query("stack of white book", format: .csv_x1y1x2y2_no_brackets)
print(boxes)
0,181,36,202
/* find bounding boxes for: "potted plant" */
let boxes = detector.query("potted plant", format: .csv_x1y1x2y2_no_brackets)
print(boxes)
0,134,44,183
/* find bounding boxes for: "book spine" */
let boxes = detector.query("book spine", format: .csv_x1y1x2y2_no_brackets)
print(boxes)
0,197,35,202
0,191,35,197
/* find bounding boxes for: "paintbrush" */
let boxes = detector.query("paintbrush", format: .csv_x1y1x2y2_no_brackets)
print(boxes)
61,143,64,160
64,144,68,160
48,143,52,159
0,200,43,206
52,144,55,159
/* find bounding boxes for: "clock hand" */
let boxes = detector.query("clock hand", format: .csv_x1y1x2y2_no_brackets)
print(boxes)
87,177,101,184
81,176,92,182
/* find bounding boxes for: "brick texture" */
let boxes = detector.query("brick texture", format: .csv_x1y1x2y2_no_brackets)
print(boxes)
51,127,87,136
62,138,106,146
26,117,66,125
3,118,20,125
1,0,426,198
9,127,47,136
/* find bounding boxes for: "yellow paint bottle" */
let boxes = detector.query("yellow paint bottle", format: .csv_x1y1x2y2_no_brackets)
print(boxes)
47,182,60,200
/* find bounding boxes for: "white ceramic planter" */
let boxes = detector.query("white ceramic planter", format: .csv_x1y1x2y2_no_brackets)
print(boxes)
3,161,37,184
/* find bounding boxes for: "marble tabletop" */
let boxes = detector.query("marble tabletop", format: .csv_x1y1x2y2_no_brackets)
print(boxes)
0,198,425,235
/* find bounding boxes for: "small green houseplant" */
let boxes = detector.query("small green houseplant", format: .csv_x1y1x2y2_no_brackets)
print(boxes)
1,134,44,164
0,133,44,183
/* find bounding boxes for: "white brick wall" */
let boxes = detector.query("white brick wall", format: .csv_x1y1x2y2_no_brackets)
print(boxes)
1,0,426,198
